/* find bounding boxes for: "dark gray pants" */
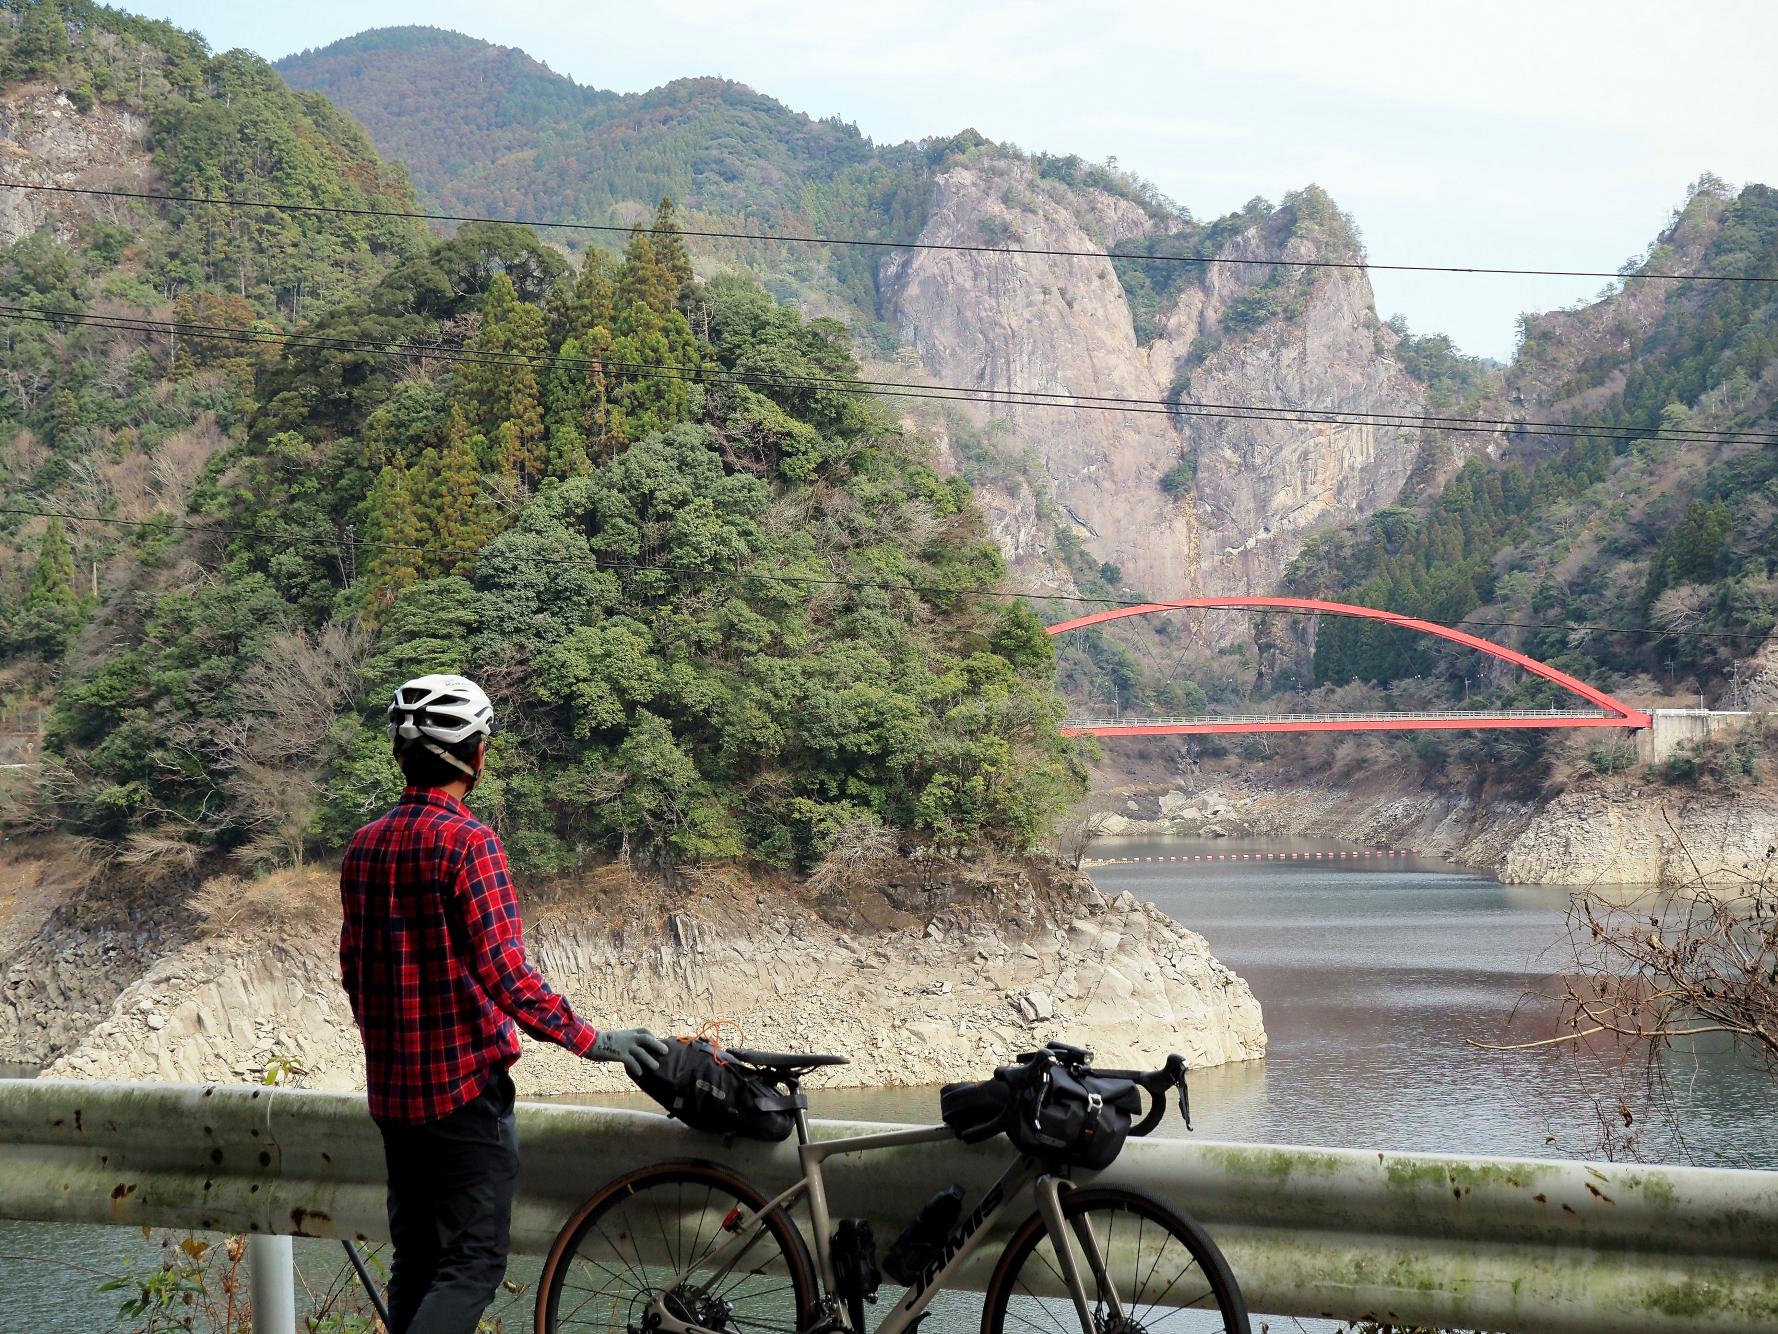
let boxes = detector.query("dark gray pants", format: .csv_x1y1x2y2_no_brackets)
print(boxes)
377,1070,519,1334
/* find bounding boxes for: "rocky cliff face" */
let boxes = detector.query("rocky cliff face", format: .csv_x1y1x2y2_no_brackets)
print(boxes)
0,85,152,246
18,857,1264,1090
1156,769,1778,889
882,157,1424,611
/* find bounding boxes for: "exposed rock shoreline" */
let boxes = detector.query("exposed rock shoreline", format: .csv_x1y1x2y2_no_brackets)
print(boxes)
1,851,1265,1093
1092,775,1778,888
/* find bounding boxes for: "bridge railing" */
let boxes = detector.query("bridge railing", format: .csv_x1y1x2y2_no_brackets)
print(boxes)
1063,708,1615,727
2,1079,1776,1333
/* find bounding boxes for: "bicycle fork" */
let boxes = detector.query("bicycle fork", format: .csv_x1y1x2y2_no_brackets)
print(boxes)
1036,1176,1124,1333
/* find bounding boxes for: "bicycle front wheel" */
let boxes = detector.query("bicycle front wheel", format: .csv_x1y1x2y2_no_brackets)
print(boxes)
982,1185,1249,1334
536,1160,818,1334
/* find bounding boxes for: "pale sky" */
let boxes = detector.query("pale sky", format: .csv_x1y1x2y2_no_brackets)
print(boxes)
137,1,1777,361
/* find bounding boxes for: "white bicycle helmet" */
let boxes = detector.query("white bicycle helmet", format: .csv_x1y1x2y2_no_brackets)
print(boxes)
387,674,495,779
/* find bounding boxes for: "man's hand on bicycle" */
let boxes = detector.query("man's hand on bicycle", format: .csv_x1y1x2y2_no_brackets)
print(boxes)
589,1027,670,1076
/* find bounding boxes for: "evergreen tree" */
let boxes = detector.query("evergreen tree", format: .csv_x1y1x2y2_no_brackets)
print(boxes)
570,249,618,344
17,513,80,654
545,335,591,437
649,197,695,307
608,299,699,439
618,225,678,318
23,516,76,613
48,388,80,445
547,421,591,479
413,423,490,577
10,0,71,80
361,464,422,611
505,363,546,483
453,271,550,443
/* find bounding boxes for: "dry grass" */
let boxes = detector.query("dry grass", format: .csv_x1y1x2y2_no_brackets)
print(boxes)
187,865,340,936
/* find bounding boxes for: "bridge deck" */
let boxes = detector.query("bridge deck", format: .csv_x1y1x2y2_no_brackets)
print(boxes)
1063,708,1644,736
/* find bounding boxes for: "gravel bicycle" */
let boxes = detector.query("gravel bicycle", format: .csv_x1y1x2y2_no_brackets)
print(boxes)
535,1048,1250,1334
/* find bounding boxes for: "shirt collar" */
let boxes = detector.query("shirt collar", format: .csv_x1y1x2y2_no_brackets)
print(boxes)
400,786,470,817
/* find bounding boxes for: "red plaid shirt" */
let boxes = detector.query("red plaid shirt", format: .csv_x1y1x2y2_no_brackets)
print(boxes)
339,787,600,1123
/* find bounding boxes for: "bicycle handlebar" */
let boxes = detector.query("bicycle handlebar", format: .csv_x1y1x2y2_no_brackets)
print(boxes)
1002,1047,1194,1134
1090,1054,1192,1135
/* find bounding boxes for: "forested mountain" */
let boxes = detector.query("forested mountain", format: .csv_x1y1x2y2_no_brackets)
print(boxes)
12,1,1772,858
1291,179,1778,721
280,26,1452,650
279,26,936,340
0,1,1084,871
0,0,426,675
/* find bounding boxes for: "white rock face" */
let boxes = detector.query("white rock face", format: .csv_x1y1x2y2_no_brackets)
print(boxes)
1495,791,1778,888
1225,772,1778,889
34,862,1265,1095
881,158,1424,612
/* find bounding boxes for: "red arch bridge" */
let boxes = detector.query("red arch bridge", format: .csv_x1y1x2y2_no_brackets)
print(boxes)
1046,596,1653,738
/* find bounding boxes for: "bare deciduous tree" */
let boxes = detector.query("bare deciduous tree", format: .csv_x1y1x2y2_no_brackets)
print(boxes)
1477,816,1778,1161
1052,809,1114,871
1650,582,1714,635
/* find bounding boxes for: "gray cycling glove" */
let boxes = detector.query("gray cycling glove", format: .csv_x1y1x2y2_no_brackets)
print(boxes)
589,1027,670,1077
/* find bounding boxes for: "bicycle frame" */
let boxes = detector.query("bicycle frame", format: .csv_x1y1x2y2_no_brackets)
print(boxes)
645,1108,1101,1334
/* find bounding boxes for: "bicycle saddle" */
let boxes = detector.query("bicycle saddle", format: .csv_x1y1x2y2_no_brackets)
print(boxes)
727,1048,850,1070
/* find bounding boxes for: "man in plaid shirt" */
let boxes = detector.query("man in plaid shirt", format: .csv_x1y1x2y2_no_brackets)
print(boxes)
342,674,667,1334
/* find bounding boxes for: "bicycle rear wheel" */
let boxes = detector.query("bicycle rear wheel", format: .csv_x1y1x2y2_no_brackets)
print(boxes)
982,1185,1249,1334
536,1160,817,1334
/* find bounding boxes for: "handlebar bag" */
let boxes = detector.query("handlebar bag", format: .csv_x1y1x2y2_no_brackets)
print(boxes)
1003,1059,1142,1170
628,1036,807,1142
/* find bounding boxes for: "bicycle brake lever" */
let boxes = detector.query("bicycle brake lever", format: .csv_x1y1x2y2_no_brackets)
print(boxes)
1176,1069,1193,1132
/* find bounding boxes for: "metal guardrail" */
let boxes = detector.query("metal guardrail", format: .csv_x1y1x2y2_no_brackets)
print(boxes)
1,1080,1775,1333
1063,709,1614,728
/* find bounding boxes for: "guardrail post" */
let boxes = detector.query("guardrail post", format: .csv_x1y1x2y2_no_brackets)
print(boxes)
248,1233,296,1334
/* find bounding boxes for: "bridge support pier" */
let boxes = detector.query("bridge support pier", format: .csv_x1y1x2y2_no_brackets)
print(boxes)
248,1233,296,1334
1634,708,1759,764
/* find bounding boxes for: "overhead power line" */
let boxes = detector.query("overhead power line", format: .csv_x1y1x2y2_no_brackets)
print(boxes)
4,179,1771,286
0,503,1759,642
3,303,1771,448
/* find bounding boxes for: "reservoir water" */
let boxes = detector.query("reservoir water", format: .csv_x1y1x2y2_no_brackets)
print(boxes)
4,836,1774,1330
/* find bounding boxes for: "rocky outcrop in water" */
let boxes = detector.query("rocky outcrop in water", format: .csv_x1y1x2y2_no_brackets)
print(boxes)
1146,771,1778,889
15,857,1264,1090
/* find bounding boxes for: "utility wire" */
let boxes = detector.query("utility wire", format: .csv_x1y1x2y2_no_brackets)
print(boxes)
3,303,1771,447
4,179,1769,286
0,503,1759,642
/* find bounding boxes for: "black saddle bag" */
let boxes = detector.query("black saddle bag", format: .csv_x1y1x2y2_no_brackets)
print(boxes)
628,1036,806,1141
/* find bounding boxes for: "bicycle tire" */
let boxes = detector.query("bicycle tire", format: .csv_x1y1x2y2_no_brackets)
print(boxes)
536,1159,819,1334
982,1184,1250,1334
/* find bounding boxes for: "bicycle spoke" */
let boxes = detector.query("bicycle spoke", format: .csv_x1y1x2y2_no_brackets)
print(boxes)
594,1218,657,1302
1102,1207,1117,1306
545,1167,812,1334
1132,1250,1210,1319
1031,1240,1069,1295
1136,1216,1170,1300
686,1182,714,1270
564,1251,631,1291
988,1194,1244,1334
556,1282,623,1331
1010,1274,1077,1334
